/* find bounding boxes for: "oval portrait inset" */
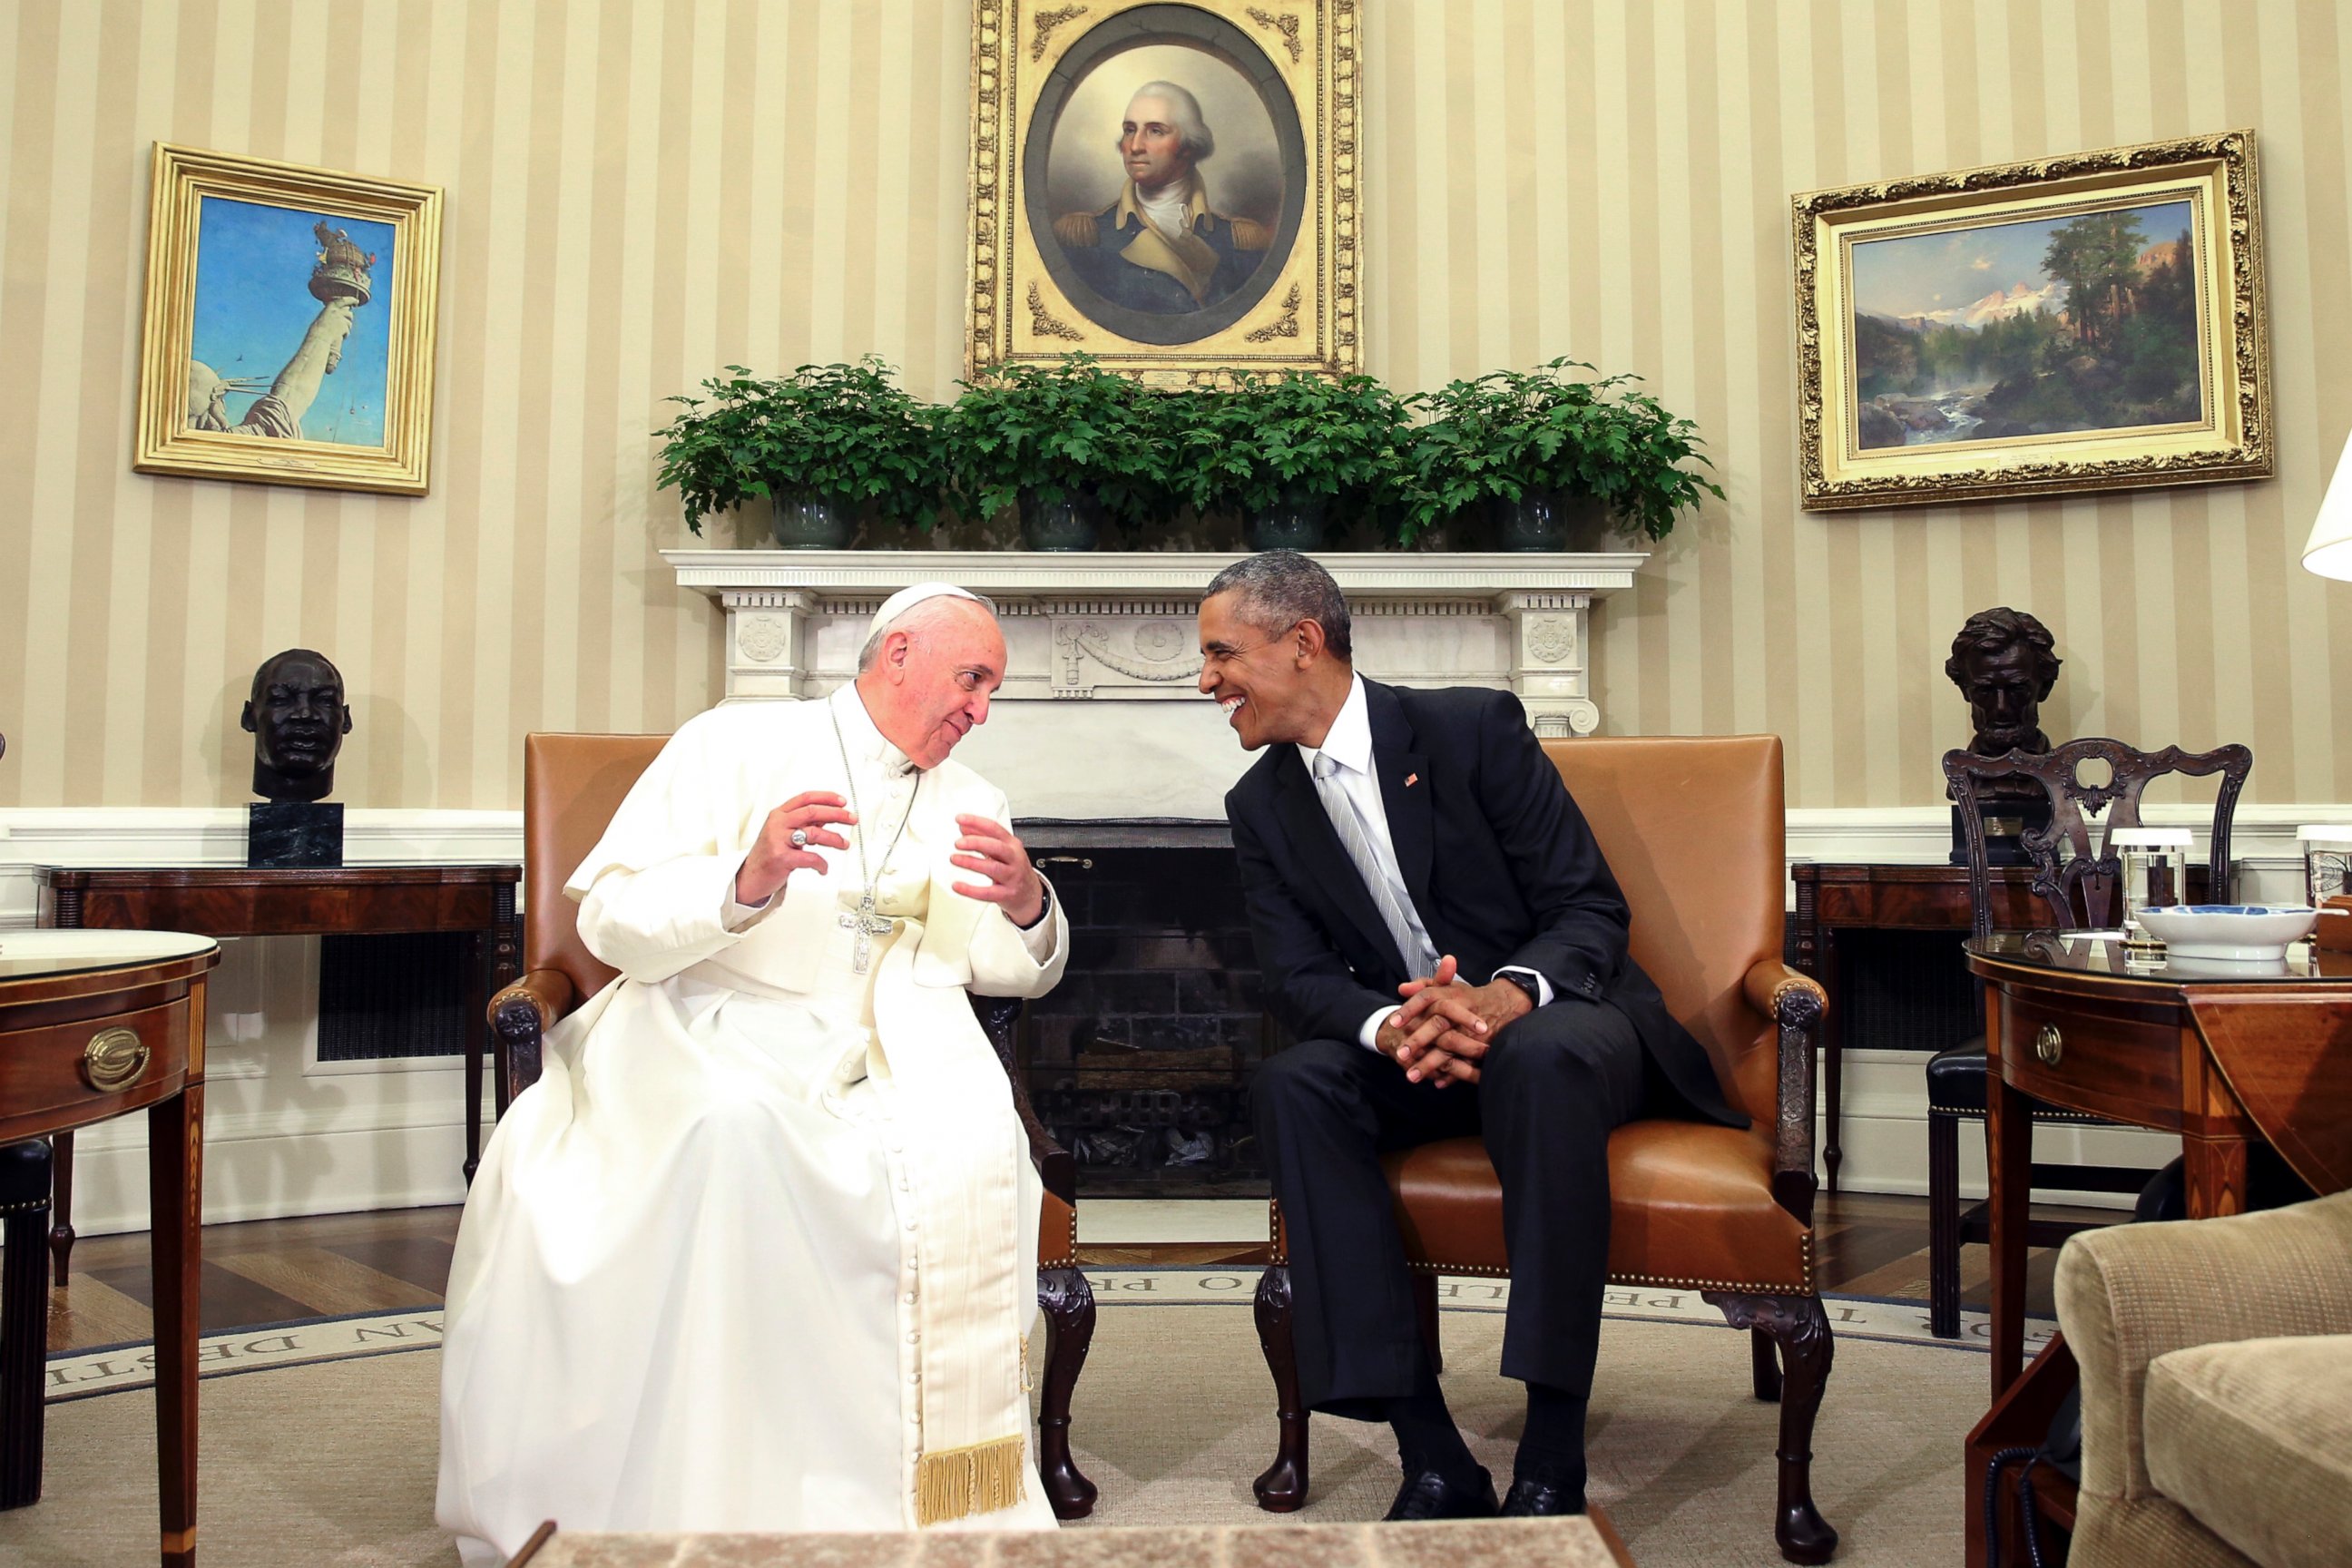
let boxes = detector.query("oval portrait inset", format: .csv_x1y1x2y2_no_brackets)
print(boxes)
1025,4,1307,348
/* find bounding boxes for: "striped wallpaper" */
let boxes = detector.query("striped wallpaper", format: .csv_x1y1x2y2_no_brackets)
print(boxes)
3,0,2350,812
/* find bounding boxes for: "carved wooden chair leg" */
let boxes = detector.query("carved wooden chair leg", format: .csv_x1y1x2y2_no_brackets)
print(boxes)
1750,1327,1782,1402
1926,1107,1964,1339
1251,1261,1309,1511
1708,1291,1838,1565
45,1132,74,1289
1034,1264,1098,1520
1410,1270,1443,1375
2,1138,54,1508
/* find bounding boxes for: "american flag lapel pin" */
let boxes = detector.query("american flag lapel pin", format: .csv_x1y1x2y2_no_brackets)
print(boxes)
1405,772,1419,787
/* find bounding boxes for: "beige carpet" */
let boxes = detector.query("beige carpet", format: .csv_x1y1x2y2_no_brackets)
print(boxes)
1,1301,1979,1566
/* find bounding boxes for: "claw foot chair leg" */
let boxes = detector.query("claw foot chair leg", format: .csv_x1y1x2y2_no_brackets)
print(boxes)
1036,1265,1098,1519
1251,1262,1309,1510
1709,1291,1838,1564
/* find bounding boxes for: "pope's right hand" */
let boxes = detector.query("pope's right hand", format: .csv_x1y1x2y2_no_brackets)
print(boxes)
734,792,856,906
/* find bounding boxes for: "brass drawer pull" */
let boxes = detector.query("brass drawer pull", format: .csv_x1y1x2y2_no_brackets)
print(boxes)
81,1027,151,1092
2034,1024,2064,1067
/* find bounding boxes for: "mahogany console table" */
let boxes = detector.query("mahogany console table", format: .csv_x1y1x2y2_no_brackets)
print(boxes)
33,864,520,1284
0,930,218,1565
1788,863,2044,1190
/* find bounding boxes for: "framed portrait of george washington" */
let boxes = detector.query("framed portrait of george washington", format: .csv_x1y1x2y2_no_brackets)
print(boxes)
1794,129,2271,511
134,143,444,495
966,0,1358,381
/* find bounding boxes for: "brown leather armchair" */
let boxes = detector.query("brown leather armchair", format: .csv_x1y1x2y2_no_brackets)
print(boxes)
485,732,1097,1519
1250,734,1836,1563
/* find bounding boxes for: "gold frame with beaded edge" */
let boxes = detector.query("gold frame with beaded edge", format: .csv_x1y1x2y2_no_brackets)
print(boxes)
135,142,444,495
966,0,1358,383
1794,129,2270,511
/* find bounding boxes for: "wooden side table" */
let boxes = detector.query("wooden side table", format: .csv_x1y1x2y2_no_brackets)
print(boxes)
34,864,519,1284
0,929,218,1565
1958,930,2352,1568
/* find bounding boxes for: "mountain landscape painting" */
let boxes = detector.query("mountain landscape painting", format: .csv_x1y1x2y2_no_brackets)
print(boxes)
1847,199,2202,450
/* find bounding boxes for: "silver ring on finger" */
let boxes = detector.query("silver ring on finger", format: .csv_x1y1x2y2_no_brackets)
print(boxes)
789,828,809,848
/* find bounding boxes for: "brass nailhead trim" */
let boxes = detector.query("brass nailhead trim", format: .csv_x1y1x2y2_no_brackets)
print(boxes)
1930,1104,2110,1126
1404,1229,1816,1296
1038,1206,1081,1270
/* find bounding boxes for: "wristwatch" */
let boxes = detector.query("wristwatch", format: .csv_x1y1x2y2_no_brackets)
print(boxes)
1496,970,1544,1007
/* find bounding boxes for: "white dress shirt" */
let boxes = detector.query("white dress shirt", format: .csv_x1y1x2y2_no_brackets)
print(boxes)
1298,674,1554,1051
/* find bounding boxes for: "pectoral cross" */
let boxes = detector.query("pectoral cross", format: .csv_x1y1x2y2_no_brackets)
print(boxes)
838,887,898,975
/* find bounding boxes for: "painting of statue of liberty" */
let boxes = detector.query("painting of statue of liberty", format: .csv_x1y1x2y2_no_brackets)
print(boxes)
187,199,397,446
1847,199,2203,450
137,143,442,495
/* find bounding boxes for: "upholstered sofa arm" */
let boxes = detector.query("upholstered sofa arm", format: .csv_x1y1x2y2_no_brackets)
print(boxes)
2054,1191,2352,1501
1743,957,1826,1217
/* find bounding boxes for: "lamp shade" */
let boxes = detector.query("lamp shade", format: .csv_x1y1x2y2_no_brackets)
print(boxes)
2304,430,2352,581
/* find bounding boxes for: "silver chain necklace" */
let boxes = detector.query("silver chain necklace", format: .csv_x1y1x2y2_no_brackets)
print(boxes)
829,699,920,975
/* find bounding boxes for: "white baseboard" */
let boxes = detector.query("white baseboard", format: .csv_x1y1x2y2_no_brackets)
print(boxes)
3,802,2324,1233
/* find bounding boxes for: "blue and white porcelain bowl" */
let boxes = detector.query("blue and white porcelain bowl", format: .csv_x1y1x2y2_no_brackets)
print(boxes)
2132,904,2319,961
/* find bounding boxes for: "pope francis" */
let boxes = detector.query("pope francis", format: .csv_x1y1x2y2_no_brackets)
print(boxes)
436,585,1071,1559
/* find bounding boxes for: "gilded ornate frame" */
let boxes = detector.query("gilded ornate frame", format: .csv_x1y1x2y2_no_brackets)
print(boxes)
966,0,1358,382
135,143,444,496
1794,130,2270,512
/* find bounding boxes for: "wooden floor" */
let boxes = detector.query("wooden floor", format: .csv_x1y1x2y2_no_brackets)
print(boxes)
31,1189,2095,1356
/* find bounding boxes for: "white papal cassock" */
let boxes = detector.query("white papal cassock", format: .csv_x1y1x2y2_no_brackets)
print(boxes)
436,687,1068,1562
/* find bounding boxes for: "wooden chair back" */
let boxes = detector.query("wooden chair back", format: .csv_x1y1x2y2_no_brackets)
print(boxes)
1943,738,2251,940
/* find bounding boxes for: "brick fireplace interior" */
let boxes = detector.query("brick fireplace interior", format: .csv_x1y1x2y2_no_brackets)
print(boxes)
1020,825,1282,1197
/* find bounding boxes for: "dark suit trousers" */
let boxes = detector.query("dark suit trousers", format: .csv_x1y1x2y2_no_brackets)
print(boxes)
1252,997,1649,1415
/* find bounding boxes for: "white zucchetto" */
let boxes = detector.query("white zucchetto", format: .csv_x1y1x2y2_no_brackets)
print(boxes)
867,582,984,641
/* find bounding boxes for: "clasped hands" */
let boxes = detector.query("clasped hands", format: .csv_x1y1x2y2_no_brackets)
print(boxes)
1376,955,1534,1087
734,791,1045,926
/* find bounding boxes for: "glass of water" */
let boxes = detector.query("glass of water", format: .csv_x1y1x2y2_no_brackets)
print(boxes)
2112,827,2190,947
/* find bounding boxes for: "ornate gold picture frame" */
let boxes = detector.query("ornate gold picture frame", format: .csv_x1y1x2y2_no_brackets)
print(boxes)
135,142,444,495
1795,130,2270,512
966,0,1358,381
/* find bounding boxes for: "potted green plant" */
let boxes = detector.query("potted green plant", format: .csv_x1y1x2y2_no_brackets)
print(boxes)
1175,371,1417,551
1403,357,1722,549
939,354,1175,550
653,357,941,547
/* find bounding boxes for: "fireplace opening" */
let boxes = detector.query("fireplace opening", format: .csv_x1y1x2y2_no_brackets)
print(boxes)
1017,824,1285,1197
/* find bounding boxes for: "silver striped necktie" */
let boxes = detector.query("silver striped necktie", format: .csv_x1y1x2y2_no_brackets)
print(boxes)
1311,750,1436,975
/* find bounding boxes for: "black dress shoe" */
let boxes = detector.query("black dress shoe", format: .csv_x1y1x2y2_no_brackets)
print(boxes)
1500,1476,1587,1516
1383,1467,1500,1522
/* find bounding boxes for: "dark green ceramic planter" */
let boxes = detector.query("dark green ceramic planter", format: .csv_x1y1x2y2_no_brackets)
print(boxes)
1243,488,1329,552
769,492,858,550
1490,489,1603,551
1018,488,1103,552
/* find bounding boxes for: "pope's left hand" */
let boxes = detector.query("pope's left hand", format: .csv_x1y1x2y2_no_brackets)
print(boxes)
951,814,1045,926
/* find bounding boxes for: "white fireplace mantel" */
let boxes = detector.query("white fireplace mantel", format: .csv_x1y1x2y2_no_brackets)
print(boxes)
664,548,1646,818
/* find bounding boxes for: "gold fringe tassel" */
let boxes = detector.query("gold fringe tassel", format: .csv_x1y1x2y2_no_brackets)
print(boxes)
915,1433,1028,1526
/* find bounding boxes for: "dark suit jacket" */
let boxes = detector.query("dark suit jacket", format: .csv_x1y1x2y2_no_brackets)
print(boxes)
1227,679,1745,1129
